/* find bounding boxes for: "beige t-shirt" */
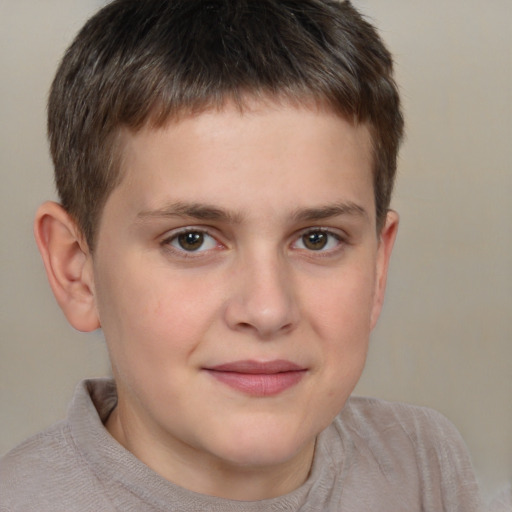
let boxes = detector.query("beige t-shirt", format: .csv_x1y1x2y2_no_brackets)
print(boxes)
0,379,482,511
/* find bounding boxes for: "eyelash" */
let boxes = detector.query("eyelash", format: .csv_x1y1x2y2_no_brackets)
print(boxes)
291,228,344,253
160,227,347,258
161,228,222,258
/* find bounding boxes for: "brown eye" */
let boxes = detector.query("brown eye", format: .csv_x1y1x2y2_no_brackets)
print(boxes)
293,229,342,253
177,232,205,251
302,231,328,250
165,230,219,254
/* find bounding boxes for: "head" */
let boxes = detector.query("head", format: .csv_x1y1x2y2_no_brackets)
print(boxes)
37,0,403,499
48,0,403,250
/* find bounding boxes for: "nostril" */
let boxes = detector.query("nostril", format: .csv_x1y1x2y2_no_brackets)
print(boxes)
223,265,300,338
232,318,296,340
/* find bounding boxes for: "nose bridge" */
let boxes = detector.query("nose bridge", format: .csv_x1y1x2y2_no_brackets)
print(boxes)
225,245,299,338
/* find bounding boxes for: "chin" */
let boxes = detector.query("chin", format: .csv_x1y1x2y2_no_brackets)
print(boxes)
209,422,316,470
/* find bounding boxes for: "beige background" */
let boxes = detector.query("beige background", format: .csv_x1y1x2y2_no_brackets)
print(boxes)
1,0,510,503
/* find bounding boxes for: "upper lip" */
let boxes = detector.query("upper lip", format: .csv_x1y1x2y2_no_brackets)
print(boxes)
206,359,305,374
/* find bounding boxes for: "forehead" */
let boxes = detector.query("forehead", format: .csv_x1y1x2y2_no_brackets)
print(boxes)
110,100,375,224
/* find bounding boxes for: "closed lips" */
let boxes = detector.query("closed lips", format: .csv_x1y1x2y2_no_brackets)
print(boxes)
204,360,307,396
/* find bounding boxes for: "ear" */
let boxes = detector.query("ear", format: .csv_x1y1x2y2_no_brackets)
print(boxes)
370,210,399,329
34,201,100,332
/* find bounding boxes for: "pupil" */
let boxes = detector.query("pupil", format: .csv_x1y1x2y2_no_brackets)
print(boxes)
304,232,327,250
178,232,204,251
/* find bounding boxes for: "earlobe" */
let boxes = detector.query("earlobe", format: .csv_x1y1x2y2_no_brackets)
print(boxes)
34,201,100,332
370,210,399,329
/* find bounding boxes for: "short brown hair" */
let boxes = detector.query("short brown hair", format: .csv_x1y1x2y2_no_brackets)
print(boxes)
48,0,403,249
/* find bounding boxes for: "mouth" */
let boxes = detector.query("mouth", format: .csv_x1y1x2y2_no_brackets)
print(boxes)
203,360,307,397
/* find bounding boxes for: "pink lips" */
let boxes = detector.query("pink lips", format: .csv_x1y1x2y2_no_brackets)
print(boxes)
205,360,306,396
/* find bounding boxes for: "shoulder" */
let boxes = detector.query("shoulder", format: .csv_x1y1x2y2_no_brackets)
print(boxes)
1,419,72,475
0,421,90,511
0,380,117,512
337,395,474,464
330,396,482,510
340,395,466,443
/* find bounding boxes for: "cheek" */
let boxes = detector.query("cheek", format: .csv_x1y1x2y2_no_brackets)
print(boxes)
307,263,377,338
95,260,222,366
304,265,376,398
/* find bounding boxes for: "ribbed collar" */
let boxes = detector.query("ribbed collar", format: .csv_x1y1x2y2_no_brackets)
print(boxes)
67,379,344,511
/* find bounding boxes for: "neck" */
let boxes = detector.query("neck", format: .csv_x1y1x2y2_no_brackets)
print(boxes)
106,405,315,500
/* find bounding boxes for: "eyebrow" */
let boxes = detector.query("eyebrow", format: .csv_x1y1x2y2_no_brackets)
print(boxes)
136,200,368,224
291,202,369,222
136,202,243,223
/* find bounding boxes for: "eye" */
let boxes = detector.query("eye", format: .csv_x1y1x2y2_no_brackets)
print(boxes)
165,230,219,253
293,229,342,252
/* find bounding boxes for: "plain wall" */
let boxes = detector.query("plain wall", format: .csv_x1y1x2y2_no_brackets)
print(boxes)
1,0,510,503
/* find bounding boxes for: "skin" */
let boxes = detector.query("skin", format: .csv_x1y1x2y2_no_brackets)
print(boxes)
35,99,398,500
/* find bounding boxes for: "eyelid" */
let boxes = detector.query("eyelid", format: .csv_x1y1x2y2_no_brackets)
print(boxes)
159,225,349,258
160,226,224,256
291,227,348,253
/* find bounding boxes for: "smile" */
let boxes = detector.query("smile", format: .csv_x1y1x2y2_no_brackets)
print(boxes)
204,360,307,396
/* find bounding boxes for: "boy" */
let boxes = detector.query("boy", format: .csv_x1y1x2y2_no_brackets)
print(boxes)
0,0,482,510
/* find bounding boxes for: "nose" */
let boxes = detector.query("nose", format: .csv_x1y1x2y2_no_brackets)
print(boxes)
224,252,300,340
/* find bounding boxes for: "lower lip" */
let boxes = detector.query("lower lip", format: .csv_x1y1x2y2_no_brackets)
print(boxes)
206,370,306,396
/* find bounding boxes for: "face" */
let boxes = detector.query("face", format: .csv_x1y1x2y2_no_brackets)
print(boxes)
88,100,397,495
